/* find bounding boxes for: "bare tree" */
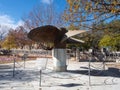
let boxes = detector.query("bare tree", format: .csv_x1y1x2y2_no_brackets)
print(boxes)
23,4,65,30
0,25,7,41
0,30,6,41
14,26,33,49
0,25,8,48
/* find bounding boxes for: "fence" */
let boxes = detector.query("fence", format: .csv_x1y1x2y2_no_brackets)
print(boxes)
11,49,52,56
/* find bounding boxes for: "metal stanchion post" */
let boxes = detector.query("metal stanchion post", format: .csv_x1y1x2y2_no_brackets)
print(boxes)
24,58,25,69
103,61,105,70
88,56,91,86
88,49,92,86
103,53,106,70
39,70,42,87
13,55,15,77
45,50,48,69
38,50,48,88
23,53,28,69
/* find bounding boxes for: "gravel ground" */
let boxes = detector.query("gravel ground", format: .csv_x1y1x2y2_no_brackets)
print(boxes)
0,58,120,90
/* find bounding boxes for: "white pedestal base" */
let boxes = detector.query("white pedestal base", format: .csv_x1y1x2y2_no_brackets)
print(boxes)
52,49,67,72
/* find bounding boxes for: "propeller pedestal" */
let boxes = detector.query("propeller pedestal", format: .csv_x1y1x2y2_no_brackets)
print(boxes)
28,25,86,72
52,49,67,72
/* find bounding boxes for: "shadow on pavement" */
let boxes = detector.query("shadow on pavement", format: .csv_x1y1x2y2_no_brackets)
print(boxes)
0,68,40,82
59,83,83,87
67,67,120,78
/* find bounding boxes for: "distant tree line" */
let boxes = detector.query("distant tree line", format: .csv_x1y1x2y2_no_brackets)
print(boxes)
0,1,120,51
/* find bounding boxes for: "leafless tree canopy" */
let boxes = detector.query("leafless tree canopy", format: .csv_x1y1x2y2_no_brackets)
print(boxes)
23,4,65,30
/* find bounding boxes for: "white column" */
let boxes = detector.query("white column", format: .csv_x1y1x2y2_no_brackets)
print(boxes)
52,49,67,72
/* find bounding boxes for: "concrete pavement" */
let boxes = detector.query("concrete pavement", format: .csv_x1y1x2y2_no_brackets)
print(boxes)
0,58,120,90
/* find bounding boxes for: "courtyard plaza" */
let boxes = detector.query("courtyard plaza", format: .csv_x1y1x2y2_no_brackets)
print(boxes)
0,56,120,90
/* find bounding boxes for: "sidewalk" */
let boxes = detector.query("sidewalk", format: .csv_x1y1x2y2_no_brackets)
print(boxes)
0,58,120,90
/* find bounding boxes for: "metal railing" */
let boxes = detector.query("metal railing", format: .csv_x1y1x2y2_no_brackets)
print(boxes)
11,49,52,56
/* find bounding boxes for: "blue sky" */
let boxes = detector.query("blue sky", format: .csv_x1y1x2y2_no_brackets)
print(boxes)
0,0,67,29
